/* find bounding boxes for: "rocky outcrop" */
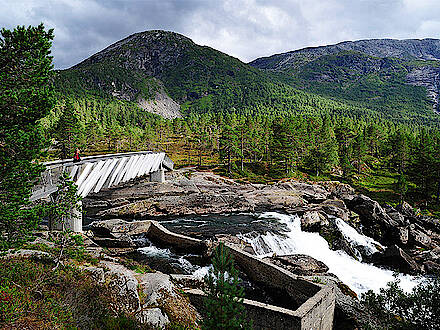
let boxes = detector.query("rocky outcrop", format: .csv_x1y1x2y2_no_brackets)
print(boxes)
372,245,420,274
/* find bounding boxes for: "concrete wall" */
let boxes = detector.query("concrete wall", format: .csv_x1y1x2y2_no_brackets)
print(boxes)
186,289,302,330
120,220,336,329
226,244,320,306
296,285,335,330
147,221,206,253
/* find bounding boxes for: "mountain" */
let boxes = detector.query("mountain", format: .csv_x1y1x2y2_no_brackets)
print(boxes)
54,30,295,119
250,38,440,115
54,32,440,127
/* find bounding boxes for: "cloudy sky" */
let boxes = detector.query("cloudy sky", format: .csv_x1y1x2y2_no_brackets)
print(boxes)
2,0,440,69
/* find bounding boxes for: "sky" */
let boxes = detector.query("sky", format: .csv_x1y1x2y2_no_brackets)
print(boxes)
2,0,440,69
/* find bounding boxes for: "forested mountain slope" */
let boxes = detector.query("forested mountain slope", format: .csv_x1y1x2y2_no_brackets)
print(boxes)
250,38,440,117
54,31,440,127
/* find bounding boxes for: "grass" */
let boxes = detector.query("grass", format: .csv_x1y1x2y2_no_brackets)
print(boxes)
0,258,140,329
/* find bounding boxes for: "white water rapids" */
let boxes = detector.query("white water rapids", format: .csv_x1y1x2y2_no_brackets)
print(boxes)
240,212,421,297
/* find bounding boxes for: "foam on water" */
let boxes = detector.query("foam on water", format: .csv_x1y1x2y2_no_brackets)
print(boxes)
241,212,421,296
138,246,172,258
193,265,213,279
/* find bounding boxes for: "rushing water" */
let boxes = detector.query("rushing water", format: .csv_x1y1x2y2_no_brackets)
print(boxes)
126,211,423,297
238,212,421,296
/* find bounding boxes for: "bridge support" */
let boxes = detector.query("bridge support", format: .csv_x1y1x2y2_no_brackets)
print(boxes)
150,168,165,183
48,200,83,232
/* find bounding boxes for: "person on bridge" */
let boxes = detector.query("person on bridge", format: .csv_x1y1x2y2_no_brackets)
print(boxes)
73,148,81,162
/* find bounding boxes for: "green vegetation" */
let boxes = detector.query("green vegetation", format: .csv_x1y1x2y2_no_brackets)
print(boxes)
203,243,251,330
361,276,440,329
0,246,140,329
0,24,55,250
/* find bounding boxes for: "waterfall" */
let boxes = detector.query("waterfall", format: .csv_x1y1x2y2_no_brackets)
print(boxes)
240,212,421,297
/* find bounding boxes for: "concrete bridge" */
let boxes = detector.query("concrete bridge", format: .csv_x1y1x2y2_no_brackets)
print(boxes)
31,151,174,231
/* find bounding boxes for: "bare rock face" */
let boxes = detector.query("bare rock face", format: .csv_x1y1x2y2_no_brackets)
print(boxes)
90,219,151,238
263,254,329,276
137,84,182,119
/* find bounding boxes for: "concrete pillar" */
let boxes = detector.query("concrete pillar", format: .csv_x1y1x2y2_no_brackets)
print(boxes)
150,169,165,183
48,200,83,232
67,200,83,232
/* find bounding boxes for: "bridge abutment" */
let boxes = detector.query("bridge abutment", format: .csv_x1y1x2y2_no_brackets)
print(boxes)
150,168,165,183
48,200,83,232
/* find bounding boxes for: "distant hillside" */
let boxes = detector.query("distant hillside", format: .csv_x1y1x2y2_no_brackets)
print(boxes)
250,38,440,115
54,32,440,127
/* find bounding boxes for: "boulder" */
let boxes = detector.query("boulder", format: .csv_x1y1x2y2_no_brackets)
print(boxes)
423,260,440,274
318,199,351,221
2,249,55,263
100,260,141,313
409,224,432,248
321,181,356,201
372,245,420,274
263,254,329,275
396,201,418,217
345,194,396,242
136,272,200,326
301,211,328,230
90,219,151,238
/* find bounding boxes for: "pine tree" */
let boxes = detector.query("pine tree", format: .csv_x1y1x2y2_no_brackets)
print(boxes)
55,100,82,159
0,24,55,249
203,243,251,330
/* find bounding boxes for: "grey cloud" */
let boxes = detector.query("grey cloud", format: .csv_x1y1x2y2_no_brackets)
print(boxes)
1,0,440,69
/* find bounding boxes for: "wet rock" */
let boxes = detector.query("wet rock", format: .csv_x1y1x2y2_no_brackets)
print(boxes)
409,224,432,248
301,211,328,230
423,260,440,274
372,245,420,274
263,254,329,276
216,234,255,255
345,194,396,242
92,235,136,248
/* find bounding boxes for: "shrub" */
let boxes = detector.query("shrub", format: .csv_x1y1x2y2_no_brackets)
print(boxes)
202,242,251,330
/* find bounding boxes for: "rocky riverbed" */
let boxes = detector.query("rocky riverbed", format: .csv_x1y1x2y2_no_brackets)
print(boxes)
85,168,440,276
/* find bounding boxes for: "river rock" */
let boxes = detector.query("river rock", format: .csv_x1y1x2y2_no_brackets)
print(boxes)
301,211,328,230
345,194,396,242
409,224,432,248
263,254,329,275
423,260,440,274
372,245,420,274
